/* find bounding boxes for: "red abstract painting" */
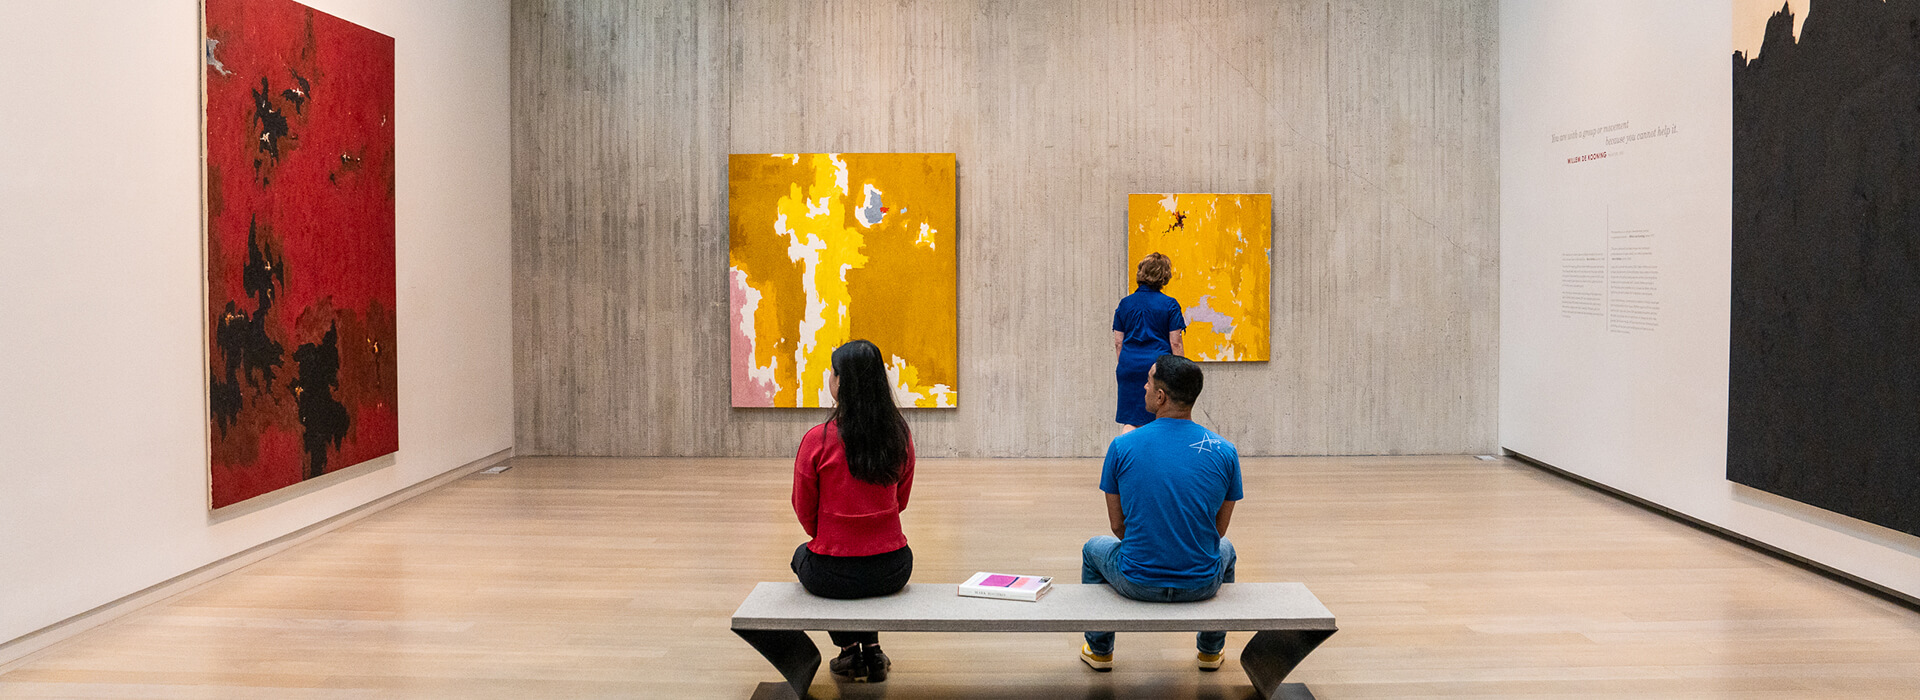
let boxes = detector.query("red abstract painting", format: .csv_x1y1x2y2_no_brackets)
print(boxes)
204,0,397,509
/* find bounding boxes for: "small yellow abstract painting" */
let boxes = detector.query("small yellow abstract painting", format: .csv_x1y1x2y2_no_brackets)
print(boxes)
1127,193,1272,362
729,153,958,408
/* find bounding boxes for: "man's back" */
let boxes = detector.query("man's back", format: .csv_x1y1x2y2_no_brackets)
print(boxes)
1101,418,1244,587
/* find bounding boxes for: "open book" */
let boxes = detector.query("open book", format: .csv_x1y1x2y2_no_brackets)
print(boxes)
957,571,1053,601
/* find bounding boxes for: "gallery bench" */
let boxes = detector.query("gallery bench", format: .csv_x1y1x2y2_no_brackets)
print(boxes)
731,582,1337,699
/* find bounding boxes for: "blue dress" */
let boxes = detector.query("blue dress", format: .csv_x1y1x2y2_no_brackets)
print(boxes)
1112,286,1186,426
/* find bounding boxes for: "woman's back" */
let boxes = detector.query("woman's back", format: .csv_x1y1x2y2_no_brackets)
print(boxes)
1114,287,1185,351
793,421,915,558
787,338,917,683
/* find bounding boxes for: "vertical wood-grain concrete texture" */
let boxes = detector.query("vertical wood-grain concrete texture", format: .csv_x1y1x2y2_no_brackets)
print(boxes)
512,0,1499,457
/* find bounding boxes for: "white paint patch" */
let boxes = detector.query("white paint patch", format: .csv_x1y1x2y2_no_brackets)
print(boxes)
807,196,831,218
830,154,850,195
886,355,927,406
780,216,829,390
856,184,886,227
1159,194,1179,212
732,267,760,340
915,222,937,250
817,367,837,408
205,39,232,76
1186,295,1237,337
731,267,781,391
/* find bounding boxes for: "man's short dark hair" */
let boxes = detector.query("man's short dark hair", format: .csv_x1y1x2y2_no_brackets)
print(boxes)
1152,355,1203,406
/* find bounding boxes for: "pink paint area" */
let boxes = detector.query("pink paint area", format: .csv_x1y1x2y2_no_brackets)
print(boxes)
730,269,776,407
980,574,1017,587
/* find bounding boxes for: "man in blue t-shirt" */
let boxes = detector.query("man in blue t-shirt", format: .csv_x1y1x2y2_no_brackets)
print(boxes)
1080,354,1244,672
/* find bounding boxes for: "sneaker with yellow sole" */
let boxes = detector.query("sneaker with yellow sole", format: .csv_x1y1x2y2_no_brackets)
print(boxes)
1197,650,1225,671
1079,644,1113,671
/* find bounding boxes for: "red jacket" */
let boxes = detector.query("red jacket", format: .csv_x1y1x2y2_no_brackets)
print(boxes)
792,421,915,557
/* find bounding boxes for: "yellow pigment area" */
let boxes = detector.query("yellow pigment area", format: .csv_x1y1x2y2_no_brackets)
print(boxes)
1127,193,1272,362
730,153,958,407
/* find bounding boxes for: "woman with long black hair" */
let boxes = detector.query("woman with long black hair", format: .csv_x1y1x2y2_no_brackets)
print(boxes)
790,339,916,683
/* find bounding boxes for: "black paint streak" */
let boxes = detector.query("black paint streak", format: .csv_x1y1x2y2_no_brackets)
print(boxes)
291,322,351,480
208,313,243,435
242,219,284,317
1731,0,1920,536
250,77,292,181
280,71,311,115
209,220,288,436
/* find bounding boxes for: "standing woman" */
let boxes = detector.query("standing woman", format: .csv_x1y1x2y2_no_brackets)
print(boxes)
1113,252,1186,428
790,339,916,683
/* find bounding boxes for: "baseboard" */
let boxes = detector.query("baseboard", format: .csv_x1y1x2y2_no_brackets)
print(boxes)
0,447,514,672
1503,448,1920,613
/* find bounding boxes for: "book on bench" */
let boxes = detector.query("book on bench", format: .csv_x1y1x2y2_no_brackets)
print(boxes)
958,572,1053,601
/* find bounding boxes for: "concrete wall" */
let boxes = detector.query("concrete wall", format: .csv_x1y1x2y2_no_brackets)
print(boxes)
513,0,1501,457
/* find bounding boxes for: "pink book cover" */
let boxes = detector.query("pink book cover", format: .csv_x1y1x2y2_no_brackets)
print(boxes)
959,572,1053,600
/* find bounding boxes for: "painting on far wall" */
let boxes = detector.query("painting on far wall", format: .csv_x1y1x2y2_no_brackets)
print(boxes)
204,0,398,509
1127,193,1272,362
1729,0,1920,537
728,153,958,408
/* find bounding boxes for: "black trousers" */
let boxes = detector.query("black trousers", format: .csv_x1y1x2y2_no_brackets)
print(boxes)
791,543,912,647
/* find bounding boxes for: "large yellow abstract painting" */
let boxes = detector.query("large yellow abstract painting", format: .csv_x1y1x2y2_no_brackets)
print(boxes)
729,153,958,408
1127,193,1272,362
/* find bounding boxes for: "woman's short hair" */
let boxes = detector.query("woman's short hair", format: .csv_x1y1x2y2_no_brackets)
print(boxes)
1136,252,1172,291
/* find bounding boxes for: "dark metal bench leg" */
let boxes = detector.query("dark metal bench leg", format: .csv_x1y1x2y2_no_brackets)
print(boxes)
732,628,819,699
1240,628,1336,699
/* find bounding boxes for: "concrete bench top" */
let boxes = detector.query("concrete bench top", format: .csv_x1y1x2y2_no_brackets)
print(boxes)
730,582,1336,633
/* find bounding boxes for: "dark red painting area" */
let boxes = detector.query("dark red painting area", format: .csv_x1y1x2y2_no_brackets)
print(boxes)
205,0,396,509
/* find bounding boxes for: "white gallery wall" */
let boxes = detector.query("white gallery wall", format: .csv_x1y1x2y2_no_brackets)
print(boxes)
0,0,513,648
1500,1,1920,599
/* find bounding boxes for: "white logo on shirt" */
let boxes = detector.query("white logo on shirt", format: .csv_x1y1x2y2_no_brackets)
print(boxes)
1189,436,1226,454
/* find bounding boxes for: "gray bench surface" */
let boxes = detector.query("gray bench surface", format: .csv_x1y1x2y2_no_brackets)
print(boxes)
732,582,1335,632
731,581,1337,699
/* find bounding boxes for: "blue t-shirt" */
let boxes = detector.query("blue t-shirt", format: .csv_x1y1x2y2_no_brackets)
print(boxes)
1099,418,1244,587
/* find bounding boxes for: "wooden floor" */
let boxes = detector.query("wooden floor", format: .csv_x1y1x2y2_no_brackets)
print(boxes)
3,456,1918,699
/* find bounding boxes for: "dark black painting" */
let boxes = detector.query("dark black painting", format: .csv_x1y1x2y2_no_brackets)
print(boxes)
1730,0,1920,536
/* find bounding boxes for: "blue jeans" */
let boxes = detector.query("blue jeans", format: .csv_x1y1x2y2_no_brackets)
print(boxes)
1082,535,1236,655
